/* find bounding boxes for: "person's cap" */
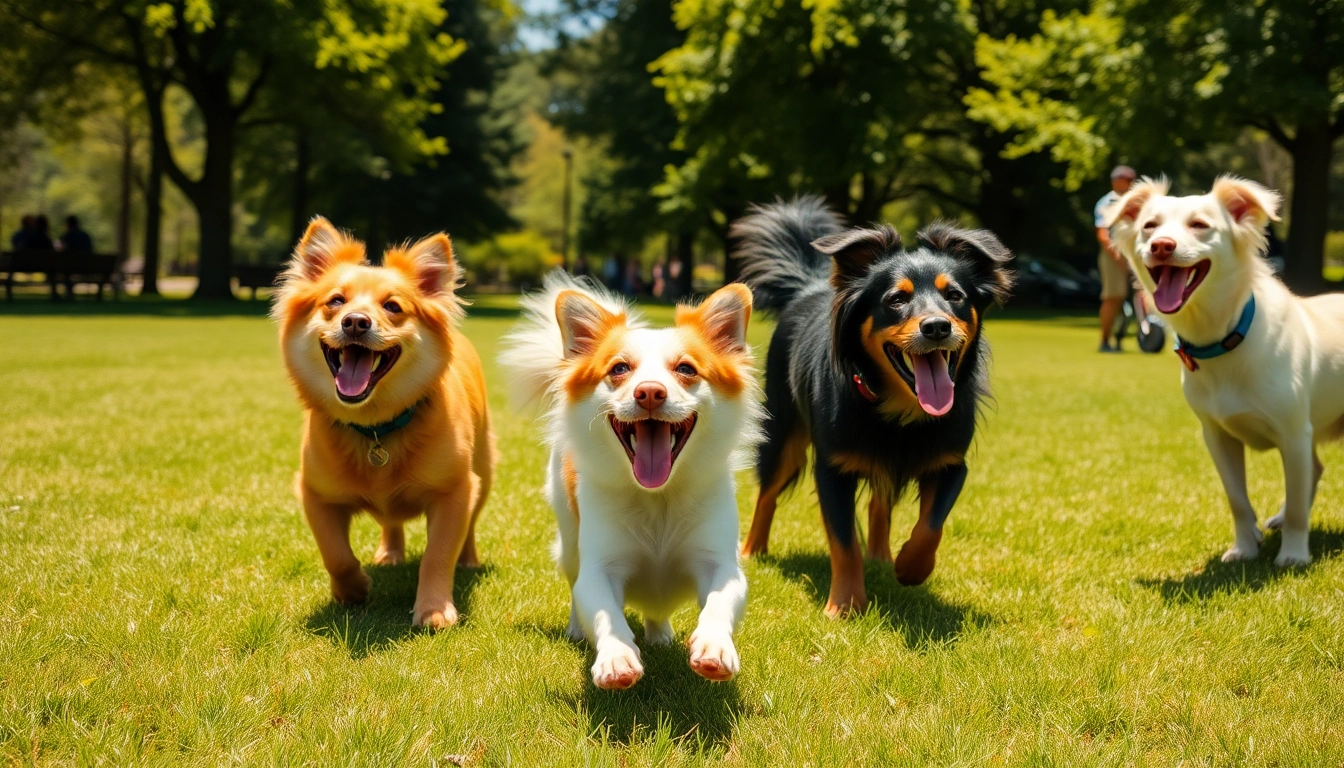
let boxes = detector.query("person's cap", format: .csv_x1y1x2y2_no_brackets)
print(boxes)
1111,165,1137,180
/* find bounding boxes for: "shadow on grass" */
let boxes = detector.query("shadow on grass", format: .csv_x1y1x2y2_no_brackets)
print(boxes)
563,645,744,752
764,551,990,649
303,561,492,658
519,618,745,752
1137,526,1344,602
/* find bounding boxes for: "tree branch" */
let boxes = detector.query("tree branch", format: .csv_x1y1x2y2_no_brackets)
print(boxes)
232,56,272,119
9,4,140,67
121,10,200,199
1255,118,1296,150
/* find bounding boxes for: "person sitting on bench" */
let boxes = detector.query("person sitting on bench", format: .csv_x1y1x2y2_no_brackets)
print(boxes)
59,215,93,253
24,215,54,251
10,215,36,250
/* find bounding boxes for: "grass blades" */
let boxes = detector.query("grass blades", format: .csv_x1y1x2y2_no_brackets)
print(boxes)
1,298,1342,765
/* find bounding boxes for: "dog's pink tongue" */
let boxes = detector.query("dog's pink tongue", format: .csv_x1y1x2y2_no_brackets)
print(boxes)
1152,265,1189,314
911,351,954,416
633,420,673,489
336,347,374,397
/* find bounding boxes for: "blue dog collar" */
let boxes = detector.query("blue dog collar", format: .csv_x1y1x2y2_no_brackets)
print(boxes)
339,403,419,467
1174,294,1255,372
340,403,418,441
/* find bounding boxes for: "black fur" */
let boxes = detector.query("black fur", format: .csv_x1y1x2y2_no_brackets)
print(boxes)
731,197,1014,551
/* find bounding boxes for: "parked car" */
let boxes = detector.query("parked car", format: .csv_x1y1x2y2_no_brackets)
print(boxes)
1013,254,1102,308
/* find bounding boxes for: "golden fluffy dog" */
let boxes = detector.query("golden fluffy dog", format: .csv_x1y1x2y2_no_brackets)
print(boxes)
273,217,495,629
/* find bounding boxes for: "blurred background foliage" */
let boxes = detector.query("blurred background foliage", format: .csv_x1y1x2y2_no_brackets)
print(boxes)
0,0,1340,298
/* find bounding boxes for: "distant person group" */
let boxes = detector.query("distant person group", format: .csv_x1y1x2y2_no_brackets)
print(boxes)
8,214,93,253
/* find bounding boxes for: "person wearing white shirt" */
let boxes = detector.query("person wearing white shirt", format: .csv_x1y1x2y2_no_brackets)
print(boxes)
1095,165,1136,352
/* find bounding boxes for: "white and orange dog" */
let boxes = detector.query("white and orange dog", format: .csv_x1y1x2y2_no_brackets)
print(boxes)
1108,176,1344,566
501,274,761,689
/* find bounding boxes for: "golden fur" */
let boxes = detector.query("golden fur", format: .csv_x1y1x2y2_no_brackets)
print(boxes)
273,217,495,629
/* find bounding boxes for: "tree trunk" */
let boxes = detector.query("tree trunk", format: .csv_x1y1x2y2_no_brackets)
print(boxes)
141,131,164,296
675,230,695,297
1283,115,1333,295
822,183,853,223
291,127,310,245
117,117,133,258
718,205,745,285
190,86,236,300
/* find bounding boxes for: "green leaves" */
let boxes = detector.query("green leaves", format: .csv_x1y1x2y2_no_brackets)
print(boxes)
965,9,1136,190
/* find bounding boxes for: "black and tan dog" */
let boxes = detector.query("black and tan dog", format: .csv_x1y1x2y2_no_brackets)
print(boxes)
732,197,1013,616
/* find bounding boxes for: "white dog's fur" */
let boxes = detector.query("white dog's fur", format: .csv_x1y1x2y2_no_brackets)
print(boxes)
1108,176,1344,566
500,273,763,689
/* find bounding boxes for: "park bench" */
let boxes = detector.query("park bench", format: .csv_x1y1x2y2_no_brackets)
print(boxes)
1,251,123,301
234,263,283,299
115,257,145,293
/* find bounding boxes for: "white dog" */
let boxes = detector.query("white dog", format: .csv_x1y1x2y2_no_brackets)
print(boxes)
1108,176,1344,566
500,273,762,689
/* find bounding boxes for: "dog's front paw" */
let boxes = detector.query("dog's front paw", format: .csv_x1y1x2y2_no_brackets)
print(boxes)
1266,509,1285,530
330,568,372,604
591,646,643,690
372,548,404,566
1220,543,1260,563
687,630,738,682
1274,548,1311,568
414,604,460,631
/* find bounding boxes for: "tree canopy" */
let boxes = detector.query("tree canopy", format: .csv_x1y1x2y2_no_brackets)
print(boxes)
1,0,513,297
968,0,1344,289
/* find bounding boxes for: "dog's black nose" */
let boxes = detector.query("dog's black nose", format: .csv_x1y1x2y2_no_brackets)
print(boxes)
920,317,952,341
342,312,372,337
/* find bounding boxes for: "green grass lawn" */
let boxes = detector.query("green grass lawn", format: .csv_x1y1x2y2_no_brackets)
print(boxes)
3,297,1343,766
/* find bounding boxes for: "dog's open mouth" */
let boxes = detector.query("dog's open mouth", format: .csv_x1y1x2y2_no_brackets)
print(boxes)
886,343,957,417
1148,260,1210,314
322,343,401,403
609,414,697,489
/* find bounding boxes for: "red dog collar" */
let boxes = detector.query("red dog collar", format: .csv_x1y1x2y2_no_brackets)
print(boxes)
853,371,879,402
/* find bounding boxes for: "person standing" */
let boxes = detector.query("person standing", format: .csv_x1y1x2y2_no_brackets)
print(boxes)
1095,165,1136,352
59,215,93,252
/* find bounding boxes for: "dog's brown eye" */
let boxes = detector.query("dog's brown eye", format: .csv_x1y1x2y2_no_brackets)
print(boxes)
327,295,345,307
675,362,697,377
1142,220,1158,231
890,292,910,307
383,300,402,313
945,289,965,303
1189,220,1209,231
610,362,631,377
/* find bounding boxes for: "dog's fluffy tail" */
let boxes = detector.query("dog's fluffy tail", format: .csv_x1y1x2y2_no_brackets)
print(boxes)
729,195,846,313
498,270,636,412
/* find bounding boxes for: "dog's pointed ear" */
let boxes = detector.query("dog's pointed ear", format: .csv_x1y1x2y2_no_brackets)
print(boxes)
556,290,624,359
386,233,458,297
1104,177,1167,260
1105,177,1167,227
288,216,364,280
1212,175,1281,227
917,222,1014,307
1211,176,1281,258
678,283,752,355
812,225,901,291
